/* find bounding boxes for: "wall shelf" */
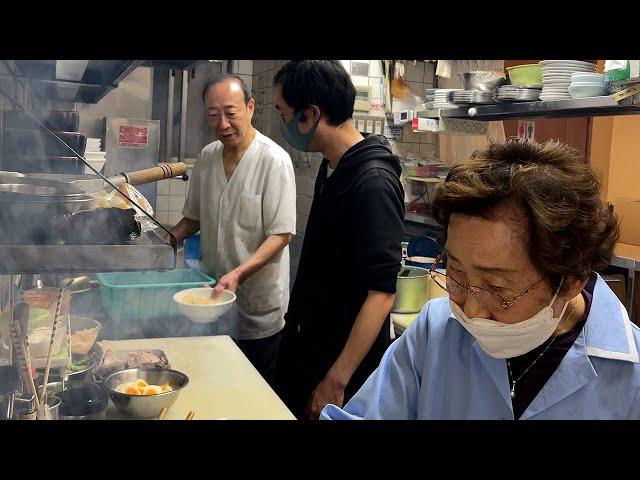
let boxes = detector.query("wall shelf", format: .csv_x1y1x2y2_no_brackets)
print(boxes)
416,97,640,122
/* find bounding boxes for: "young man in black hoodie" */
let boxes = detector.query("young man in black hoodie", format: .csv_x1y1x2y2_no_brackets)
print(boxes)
273,60,405,420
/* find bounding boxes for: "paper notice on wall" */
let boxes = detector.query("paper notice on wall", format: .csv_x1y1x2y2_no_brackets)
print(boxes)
384,125,403,141
119,125,149,148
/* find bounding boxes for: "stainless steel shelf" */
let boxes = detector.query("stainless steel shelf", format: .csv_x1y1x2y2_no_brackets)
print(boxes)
11,60,144,104
417,97,640,121
0,230,176,274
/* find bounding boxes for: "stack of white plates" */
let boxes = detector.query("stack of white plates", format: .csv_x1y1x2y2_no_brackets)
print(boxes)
86,137,102,153
539,60,597,101
84,137,106,174
433,89,463,109
494,85,541,102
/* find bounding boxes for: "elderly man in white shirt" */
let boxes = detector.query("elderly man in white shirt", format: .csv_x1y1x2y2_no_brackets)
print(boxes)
170,74,296,386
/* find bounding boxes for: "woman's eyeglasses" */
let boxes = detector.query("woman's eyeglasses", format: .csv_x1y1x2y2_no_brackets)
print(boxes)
428,252,546,311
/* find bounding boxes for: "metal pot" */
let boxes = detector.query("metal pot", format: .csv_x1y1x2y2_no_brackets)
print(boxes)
392,266,430,313
0,177,95,244
58,381,108,420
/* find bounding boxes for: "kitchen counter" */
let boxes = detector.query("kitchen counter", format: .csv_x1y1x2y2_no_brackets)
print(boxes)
105,336,295,420
391,312,419,335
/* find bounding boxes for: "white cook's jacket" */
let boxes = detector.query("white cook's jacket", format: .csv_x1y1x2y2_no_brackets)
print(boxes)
182,130,296,340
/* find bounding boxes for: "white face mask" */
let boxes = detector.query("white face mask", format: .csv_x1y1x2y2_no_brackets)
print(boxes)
449,279,568,359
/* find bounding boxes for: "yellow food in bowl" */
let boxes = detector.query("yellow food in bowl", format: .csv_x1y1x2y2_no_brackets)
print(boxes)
115,379,173,396
180,293,223,305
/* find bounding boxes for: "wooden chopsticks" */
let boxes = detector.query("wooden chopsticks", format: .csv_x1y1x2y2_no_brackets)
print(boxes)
156,408,195,420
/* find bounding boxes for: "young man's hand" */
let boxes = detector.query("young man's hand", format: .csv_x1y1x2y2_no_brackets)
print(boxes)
306,372,346,420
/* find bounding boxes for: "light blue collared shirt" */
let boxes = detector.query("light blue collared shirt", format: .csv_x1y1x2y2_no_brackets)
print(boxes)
321,274,640,420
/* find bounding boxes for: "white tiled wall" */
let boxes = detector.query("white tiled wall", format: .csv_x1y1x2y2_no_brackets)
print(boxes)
155,164,193,226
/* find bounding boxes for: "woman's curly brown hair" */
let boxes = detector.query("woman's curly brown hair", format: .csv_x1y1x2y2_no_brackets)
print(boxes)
432,138,620,294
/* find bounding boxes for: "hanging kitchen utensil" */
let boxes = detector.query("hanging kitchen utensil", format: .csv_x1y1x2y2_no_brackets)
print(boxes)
57,276,92,295
391,61,409,100
383,60,393,114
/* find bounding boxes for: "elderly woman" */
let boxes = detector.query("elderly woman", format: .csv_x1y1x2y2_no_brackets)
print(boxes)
321,139,640,420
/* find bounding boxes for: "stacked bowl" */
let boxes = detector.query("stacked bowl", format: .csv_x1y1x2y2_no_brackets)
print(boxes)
568,72,607,99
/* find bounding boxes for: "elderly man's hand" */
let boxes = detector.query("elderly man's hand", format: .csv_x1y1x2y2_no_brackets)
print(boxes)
211,270,241,297
306,374,346,420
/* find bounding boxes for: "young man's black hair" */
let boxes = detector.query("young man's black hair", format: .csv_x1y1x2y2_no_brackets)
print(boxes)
273,60,355,125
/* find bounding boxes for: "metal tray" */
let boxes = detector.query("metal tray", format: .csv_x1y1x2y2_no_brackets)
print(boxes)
0,230,176,274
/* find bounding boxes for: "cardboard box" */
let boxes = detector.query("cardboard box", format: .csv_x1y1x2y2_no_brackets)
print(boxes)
615,198,640,246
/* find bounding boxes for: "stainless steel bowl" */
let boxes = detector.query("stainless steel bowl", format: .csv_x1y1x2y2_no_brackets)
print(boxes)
104,368,189,418
460,71,507,92
67,354,96,381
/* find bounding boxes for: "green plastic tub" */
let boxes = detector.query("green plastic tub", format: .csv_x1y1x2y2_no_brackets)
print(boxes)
96,269,216,323
507,64,542,86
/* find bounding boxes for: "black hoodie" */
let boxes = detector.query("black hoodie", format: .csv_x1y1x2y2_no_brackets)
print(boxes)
279,134,405,400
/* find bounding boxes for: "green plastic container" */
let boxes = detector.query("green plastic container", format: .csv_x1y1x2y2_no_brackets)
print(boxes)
96,269,216,323
507,64,542,86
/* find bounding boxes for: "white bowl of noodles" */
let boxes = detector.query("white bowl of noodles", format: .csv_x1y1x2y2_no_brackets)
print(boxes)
173,287,236,323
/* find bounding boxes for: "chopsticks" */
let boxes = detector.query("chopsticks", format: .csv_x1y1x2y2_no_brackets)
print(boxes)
10,322,40,410
156,408,195,420
40,283,71,406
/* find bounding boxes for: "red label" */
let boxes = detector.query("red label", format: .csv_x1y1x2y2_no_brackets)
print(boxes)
119,125,149,147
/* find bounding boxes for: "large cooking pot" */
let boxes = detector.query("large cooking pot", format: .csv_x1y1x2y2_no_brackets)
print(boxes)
0,175,95,244
0,163,187,245
392,266,430,313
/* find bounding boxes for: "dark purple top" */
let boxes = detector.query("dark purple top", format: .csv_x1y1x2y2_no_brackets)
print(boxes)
507,275,595,419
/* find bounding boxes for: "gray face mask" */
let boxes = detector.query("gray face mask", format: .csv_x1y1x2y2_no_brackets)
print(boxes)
279,111,319,152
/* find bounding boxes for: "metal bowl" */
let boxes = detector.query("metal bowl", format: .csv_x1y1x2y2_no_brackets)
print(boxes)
67,354,96,381
103,368,189,418
460,71,507,92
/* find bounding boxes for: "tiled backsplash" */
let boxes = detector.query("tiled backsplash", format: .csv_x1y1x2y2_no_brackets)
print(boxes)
155,164,193,226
